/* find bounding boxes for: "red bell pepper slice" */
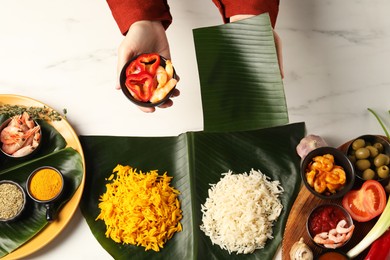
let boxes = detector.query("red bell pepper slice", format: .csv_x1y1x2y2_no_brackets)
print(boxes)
126,60,143,76
125,72,156,102
137,53,160,76
126,53,161,77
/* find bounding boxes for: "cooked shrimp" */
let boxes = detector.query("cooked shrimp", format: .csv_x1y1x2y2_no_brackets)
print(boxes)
22,111,35,129
32,131,41,147
326,182,342,193
313,155,334,171
150,78,178,104
1,125,40,155
314,171,327,193
328,229,346,243
328,166,346,184
313,233,334,245
1,126,24,144
156,66,168,88
8,115,23,127
12,145,35,157
306,169,317,187
165,60,174,79
336,220,355,234
324,242,343,249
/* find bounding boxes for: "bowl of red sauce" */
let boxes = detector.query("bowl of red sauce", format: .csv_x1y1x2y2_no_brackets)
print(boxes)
318,250,350,260
307,203,354,249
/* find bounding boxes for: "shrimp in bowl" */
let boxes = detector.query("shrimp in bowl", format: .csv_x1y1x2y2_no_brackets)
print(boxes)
0,112,41,158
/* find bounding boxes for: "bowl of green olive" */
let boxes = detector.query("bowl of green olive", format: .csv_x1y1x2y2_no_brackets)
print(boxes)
347,135,390,185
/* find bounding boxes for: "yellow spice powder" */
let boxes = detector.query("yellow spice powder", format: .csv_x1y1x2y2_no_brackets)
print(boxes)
29,168,63,201
96,164,183,252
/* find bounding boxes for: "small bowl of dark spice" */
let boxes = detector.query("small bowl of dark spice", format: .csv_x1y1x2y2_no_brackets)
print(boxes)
0,180,26,222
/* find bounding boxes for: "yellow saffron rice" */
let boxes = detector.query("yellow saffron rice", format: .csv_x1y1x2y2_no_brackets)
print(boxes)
96,164,183,252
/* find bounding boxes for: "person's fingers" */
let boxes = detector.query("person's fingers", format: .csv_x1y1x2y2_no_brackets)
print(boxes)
157,99,173,108
138,106,156,113
229,14,254,22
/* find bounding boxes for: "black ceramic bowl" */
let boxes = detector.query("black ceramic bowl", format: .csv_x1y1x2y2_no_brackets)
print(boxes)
301,147,355,199
120,54,178,108
346,135,390,185
306,203,354,249
0,180,26,222
0,116,42,159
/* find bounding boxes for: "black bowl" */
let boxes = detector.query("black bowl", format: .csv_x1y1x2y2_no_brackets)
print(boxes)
301,146,355,199
0,180,26,222
120,54,178,108
346,135,390,186
0,117,42,159
307,203,354,249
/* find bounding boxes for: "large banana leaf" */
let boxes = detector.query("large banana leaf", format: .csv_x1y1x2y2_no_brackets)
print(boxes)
0,119,83,258
79,122,305,259
193,13,288,132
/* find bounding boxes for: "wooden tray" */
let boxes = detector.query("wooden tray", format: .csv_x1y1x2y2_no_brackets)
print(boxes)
281,138,387,259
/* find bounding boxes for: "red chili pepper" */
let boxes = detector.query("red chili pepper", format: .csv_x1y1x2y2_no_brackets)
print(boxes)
364,228,390,260
125,72,156,102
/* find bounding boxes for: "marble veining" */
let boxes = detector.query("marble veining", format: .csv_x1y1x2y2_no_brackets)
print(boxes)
1,0,390,259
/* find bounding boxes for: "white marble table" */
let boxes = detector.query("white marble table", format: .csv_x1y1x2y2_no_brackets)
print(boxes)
1,0,389,259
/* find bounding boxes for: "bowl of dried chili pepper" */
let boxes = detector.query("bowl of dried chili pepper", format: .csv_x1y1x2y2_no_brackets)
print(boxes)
120,53,178,107
301,146,355,200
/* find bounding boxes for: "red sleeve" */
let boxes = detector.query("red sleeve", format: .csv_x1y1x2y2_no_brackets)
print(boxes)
212,0,279,28
106,0,172,35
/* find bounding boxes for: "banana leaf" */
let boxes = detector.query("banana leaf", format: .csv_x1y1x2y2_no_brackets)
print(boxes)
0,119,83,258
79,122,305,260
193,13,288,132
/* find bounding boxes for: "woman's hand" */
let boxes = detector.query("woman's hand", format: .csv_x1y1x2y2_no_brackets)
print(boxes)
116,20,179,113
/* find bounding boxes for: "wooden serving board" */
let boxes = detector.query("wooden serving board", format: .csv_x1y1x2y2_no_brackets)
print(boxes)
281,139,385,259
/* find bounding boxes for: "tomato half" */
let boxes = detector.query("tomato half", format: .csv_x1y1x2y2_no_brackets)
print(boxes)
342,180,387,222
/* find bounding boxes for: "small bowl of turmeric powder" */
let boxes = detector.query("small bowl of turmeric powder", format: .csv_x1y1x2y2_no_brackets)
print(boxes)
26,166,64,221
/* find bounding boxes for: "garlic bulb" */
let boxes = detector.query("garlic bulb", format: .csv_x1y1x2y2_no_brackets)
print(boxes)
289,237,313,260
296,134,328,159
